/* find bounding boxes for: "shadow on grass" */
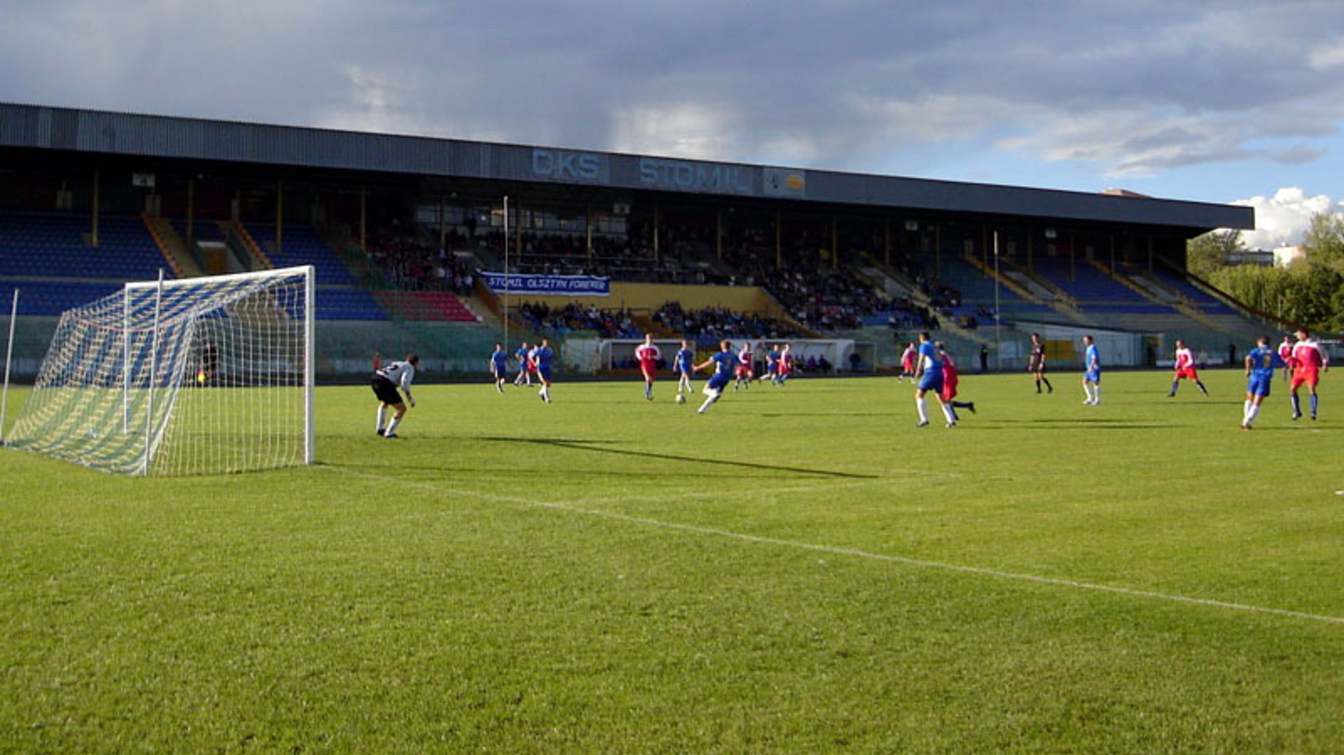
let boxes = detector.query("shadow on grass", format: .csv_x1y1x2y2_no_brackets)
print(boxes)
472,435,879,479
329,461,804,481
968,422,1178,431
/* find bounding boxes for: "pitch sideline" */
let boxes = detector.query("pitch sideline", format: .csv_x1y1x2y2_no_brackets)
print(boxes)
327,466,1344,628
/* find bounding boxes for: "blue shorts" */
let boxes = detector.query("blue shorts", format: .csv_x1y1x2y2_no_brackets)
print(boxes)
1247,373,1272,397
537,366,552,382
918,371,944,393
708,373,731,391
1085,369,1101,383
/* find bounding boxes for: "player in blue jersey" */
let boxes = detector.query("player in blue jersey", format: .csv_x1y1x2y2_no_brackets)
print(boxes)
672,339,695,395
1243,336,1285,430
513,341,532,386
764,345,781,385
489,343,510,393
531,338,554,403
912,331,956,427
692,340,738,414
1081,335,1102,406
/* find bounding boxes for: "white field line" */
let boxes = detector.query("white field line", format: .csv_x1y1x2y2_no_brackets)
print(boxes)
326,467,1344,627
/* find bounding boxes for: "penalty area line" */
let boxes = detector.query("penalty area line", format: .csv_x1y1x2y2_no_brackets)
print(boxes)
325,467,1344,628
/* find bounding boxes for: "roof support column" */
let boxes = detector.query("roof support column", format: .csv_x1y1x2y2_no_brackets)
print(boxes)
934,224,941,279
831,218,838,271
1069,230,1076,282
186,178,195,246
586,204,593,263
275,181,284,255
515,202,523,260
359,187,367,255
774,212,782,270
438,197,446,250
884,218,891,267
90,168,100,248
715,208,723,262
653,206,660,263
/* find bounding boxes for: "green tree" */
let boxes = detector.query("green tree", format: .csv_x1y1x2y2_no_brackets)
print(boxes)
1186,229,1245,277
1300,212,1344,274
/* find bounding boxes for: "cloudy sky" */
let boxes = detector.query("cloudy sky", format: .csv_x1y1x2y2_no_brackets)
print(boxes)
3,0,1343,246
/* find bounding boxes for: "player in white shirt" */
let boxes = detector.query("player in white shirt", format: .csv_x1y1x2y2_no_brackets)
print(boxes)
372,353,419,439
1167,339,1209,397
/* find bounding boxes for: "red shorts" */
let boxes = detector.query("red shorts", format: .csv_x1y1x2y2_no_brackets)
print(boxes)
1291,369,1319,390
639,361,657,379
941,378,959,402
1175,367,1199,381
902,359,915,373
736,365,752,377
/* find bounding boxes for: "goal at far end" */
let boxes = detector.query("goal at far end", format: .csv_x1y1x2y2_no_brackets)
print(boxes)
5,266,314,476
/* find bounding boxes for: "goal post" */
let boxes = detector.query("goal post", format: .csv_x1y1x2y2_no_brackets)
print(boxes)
6,266,315,475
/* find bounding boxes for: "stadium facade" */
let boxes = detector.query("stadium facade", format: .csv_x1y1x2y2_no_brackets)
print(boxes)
0,102,1263,378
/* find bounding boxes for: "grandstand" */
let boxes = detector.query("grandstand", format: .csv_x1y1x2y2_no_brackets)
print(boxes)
0,102,1267,379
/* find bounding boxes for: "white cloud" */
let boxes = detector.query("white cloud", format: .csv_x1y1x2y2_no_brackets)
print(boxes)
1232,188,1343,249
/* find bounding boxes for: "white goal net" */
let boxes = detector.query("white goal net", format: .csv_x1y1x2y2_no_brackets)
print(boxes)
6,266,314,475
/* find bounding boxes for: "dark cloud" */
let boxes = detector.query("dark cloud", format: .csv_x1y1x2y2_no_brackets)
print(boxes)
1,0,1342,177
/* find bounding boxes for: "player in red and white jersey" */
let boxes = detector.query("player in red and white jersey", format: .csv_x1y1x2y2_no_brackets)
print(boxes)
1167,339,1208,397
776,344,794,385
635,333,661,401
1289,328,1329,420
936,342,975,425
734,343,754,390
898,342,917,382
1277,335,1295,382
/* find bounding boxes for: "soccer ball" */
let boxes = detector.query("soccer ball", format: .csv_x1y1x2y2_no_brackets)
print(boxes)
675,394,686,404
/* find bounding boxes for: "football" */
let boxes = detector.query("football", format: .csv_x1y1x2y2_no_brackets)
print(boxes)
675,394,686,404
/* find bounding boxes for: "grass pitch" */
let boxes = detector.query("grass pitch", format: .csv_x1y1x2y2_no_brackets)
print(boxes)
2,369,1342,752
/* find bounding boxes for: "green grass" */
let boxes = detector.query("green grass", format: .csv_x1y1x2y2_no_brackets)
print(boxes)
2,369,1343,753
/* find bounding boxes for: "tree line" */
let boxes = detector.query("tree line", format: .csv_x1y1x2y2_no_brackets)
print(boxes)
1186,213,1344,335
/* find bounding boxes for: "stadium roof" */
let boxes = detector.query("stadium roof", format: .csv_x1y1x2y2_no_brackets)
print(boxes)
0,102,1253,232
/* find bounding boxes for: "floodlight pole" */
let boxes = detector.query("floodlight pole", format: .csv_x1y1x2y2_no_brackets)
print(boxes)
993,231,1001,371
143,269,164,476
0,288,18,446
503,195,510,350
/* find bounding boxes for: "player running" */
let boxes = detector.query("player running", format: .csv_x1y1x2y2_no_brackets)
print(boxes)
532,338,555,403
898,342,917,382
693,340,738,414
1278,335,1295,383
1028,333,1052,394
1290,328,1329,421
672,339,695,395
777,344,793,385
489,343,509,393
372,353,418,439
734,342,754,390
937,342,976,423
1243,337,1285,430
635,333,661,401
513,341,532,386
1168,339,1209,397
912,332,956,428
764,345,780,385
1081,335,1101,405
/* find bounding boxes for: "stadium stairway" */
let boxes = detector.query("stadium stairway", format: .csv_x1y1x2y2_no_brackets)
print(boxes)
142,215,201,278
228,221,276,271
